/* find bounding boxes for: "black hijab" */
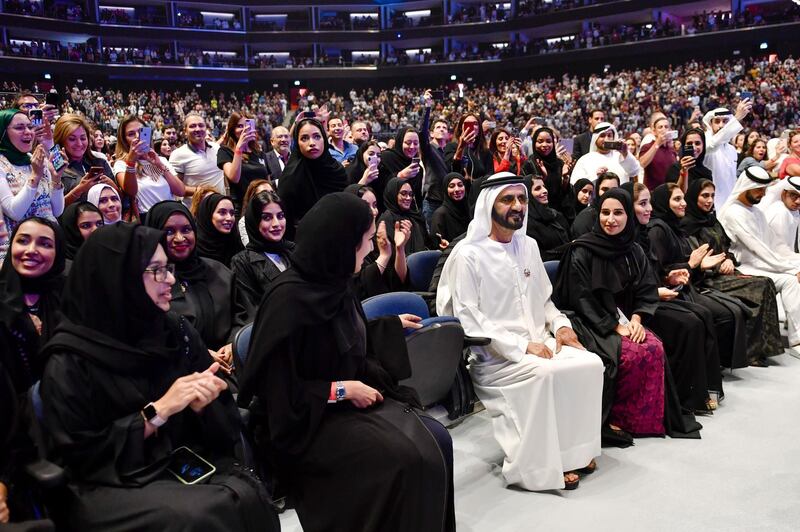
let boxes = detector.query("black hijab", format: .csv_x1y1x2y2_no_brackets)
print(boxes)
244,190,292,255
145,200,207,284
556,188,637,296
59,201,103,261
380,127,417,172
439,173,470,229
0,217,66,340
650,183,685,236
195,193,244,266
681,178,718,237
346,140,379,184
277,118,349,227
669,128,713,183
529,127,564,191
239,193,374,404
573,178,593,214
43,223,186,372
620,182,656,261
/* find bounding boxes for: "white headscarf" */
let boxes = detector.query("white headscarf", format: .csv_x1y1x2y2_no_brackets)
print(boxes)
702,107,731,130
86,183,122,224
761,172,800,209
589,122,617,154
436,172,528,316
718,165,776,222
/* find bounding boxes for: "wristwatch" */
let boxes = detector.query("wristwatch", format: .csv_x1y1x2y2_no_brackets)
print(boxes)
141,402,167,427
335,381,346,402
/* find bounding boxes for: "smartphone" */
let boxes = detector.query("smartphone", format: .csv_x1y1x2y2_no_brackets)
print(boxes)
45,91,59,107
346,154,357,164
533,116,546,126
138,126,152,148
681,144,695,158
667,284,684,292
604,140,625,151
245,118,256,131
89,166,105,178
667,130,679,141
166,447,216,485
29,109,43,127
367,154,379,167
302,110,316,119
430,90,444,101
486,121,497,129
411,156,421,165
49,145,67,172
463,122,478,136
741,90,753,100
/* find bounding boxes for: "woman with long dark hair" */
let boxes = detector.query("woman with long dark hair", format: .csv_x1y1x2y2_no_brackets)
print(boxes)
217,111,267,211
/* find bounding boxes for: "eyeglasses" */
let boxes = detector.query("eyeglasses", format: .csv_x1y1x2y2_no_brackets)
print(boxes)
143,263,175,282
19,102,39,110
497,194,529,205
398,191,414,198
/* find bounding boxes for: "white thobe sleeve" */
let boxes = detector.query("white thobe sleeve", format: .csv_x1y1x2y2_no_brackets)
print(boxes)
619,151,641,179
706,117,743,151
570,155,592,185
725,210,800,274
530,251,573,335
766,206,798,252
449,251,530,363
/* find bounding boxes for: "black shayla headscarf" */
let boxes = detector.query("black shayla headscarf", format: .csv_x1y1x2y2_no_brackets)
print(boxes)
650,183,686,236
277,118,349,225
59,201,104,261
573,178,594,214
0,217,66,342
439,173,470,229
239,193,374,404
557,188,637,296
195,193,244,266
244,191,292,255
680,128,713,182
681,178,719,237
42,223,187,372
145,200,207,284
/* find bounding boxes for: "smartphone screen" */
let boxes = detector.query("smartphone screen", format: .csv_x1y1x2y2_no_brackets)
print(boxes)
166,447,216,485
29,109,43,126
49,145,67,172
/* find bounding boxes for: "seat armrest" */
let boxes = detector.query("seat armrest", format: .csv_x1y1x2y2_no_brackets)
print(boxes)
24,459,66,489
464,335,491,347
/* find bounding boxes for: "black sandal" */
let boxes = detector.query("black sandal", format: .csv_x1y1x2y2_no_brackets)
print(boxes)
563,473,579,490
576,459,597,475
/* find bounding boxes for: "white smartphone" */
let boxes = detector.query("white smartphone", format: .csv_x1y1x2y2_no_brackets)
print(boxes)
139,126,152,148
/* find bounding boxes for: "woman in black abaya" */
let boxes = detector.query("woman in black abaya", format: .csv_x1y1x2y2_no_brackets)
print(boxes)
277,118,348,239
59,201,104,262
522,127,575,220
239,193,454,532
194,193,243,267
378,177,443,254
145,201,248,370
681,178,782,366
431,173,470,242
525,175,572,261
40,223,278,532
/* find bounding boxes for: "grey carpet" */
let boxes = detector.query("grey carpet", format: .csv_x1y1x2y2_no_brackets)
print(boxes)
279,351,800,531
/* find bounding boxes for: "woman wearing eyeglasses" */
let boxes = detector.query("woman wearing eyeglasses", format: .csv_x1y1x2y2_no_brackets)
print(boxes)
39,223,279,531
0,109,64,262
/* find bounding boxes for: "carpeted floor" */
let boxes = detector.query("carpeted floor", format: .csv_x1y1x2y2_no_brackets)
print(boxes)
279,351,800,532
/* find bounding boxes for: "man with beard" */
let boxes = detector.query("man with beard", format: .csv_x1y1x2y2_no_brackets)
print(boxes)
719,166,800,351
436,171,604,491
169,112,225,207
702,100,751,205
265,125,290,184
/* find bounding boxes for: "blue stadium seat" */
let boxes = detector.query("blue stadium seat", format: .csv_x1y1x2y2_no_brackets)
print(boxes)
407,250,443,292
362,291,431,321
543,260,560,285
233,322,254,368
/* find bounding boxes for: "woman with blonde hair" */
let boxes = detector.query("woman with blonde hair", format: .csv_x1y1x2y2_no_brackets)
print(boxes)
53,113,115,205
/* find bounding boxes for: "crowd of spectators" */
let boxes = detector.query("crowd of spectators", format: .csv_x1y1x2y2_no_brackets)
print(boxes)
3,0,43,16
448,2,510,24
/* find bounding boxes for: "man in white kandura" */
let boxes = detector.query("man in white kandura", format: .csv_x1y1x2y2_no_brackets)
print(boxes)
764,175,800,253
718,166,800,350
437,171,604,491
702,100,751,206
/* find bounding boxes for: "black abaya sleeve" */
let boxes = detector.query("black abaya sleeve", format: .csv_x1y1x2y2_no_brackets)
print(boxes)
361,316,420,407
647,224,692,273
562,248,620,335
629,246,660,320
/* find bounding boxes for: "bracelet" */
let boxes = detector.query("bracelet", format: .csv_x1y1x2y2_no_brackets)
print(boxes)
234,149,243,155
125,166,136,173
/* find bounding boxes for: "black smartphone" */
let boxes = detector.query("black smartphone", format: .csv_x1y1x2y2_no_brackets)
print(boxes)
681,144,695,158
411,156,421,165
166,447,216,485
604,140,625,151
346,154,357,164
302,111,316,119
45,91,59,107
667,284,684,292
29,109,43,126
430,90,444,101
89,166,105,178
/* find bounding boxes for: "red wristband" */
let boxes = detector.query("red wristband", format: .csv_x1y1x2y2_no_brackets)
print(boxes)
235,149,243,155
329,382,337,402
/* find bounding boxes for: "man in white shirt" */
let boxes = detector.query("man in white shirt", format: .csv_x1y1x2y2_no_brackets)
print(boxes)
571,122,641,185
169,112,225,207
765,175,800,253
437,172,604,491
719,166,800,349
702,100,752,205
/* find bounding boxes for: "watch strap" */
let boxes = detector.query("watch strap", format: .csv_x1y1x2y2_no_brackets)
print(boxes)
142,402,167,427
